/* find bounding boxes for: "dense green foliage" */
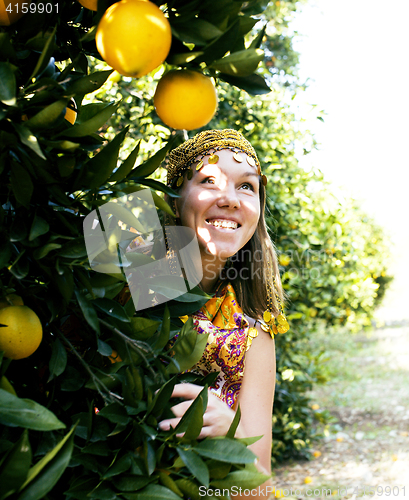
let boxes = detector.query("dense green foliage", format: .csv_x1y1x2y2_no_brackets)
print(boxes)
0,0,393,498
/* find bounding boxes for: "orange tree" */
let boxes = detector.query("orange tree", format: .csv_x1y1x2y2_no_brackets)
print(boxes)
0,1,280,498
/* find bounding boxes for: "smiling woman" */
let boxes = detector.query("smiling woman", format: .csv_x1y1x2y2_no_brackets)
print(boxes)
158,129,289,495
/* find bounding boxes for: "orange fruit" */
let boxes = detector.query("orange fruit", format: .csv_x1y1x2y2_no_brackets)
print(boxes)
64,98,77,125
154,69,218,130
0,0,27,26
278,254,291,266
95,0,171,78
0,306,43,360
78,0,97,11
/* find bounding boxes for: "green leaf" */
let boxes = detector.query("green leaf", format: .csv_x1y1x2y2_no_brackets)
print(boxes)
93,298,131,322
82,126,129,189
127,317,160,340
65,478,100,499
112,474,150,492
146,376,176,416
143,440,155,476
102,454,132,479
168,51,204,66
210,469,269,490
238,15,258,36
128,139,175,179
67,70,113,96
48,338,67,381
75,290,100,334
12,124,46,160
218,73,271,95
11,161,33,208
174,480,201,500
154,304,170,350
200,19,240,65
249,23,267,49
171,18,223,45
82,441,110,456
168,327,209,374
124,484,182,500
226,404,240,439
28,26,57,82
59,102,119,138
194,438,256,463
53,267,74,304
135,178,180,197
97,338,113,357
98,403,130,425
26,99,68,131
0,62,16,106
211,49,264,77
0,33,16,62
172,386,207,441
151,191,174,217
29,215,49,241
176,447,209,487
0,389,65,431
33,243,62,260
0,430,32,499
17,425,76,500
109,140,141,182
58,238,88,259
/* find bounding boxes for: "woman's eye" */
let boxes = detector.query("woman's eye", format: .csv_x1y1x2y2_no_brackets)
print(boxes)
240,182,255,191
201,177,215,184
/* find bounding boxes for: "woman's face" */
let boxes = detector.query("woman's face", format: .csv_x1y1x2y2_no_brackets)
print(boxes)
175,149,261,261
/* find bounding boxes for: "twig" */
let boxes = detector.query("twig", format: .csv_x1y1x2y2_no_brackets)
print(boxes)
55,328,123,404
98,318,156,377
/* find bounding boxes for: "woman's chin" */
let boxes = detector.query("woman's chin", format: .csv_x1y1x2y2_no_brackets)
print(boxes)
202,244,238,260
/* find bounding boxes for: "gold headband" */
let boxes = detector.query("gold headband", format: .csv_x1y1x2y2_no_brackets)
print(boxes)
166,129,267,187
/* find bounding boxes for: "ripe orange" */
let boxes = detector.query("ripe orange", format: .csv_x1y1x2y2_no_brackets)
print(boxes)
0,0,27,26
278,254,291,266
95,0,171,78
154,69,218,130
78,0,97,11
0,306,43,360
64,98,77,125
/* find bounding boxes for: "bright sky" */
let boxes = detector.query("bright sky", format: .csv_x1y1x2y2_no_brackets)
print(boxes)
290,0,409,322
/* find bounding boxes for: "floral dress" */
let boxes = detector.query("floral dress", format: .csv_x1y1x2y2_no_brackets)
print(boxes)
182,283,258,409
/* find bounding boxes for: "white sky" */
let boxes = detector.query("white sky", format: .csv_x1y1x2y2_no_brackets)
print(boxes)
290,0,409,322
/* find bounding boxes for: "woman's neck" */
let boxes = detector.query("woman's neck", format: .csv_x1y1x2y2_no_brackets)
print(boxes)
200,252,227,294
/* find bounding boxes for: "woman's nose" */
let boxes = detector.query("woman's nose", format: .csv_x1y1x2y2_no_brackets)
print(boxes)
216,185,240,209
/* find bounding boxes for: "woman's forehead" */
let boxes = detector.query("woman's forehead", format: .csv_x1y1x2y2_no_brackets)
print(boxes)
194,148,259,175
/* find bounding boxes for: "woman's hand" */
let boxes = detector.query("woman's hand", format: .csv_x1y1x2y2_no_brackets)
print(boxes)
158,383,242,439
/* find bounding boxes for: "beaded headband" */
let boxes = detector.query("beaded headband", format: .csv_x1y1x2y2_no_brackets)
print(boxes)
166,129,267,188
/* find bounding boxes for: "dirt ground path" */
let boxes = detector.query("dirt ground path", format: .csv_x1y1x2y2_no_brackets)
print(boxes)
272,323,409,499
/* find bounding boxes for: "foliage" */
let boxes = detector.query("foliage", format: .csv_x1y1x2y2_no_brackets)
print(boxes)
0,0,277,497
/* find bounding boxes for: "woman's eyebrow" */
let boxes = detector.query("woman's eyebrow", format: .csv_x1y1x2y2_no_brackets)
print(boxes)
241,171,259,178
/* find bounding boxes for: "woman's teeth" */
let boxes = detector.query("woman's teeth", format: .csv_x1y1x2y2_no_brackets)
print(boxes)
206,219,238,229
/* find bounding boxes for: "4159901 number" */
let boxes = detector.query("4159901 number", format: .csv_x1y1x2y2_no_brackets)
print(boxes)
6,3,59,14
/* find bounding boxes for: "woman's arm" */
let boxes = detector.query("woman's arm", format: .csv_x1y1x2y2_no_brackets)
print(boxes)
238,318,276,476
